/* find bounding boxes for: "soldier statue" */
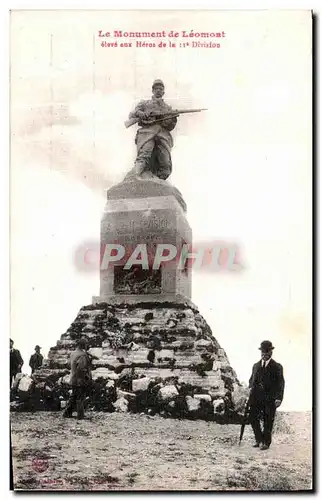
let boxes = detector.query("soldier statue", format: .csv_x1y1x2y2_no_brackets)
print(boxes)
125,79,206,181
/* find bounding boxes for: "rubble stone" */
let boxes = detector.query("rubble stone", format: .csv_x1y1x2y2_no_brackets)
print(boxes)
113,397,129,413
116,389,137,401
231,383,249,414
18,376,33,393
213,398,225,415
10,301,241,421
186,396,201,412
158,385,179,402
132,377,151,392
194,394,212,402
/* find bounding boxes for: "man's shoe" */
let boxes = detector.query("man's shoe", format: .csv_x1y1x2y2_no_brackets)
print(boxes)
260,444,269,450
252,442,261,448
62,410,73,418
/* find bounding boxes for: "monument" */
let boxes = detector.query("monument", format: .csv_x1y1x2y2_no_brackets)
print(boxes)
11,80,245,420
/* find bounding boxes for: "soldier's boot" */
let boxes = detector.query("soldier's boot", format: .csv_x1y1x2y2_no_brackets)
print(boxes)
76,400,85,420
134,161,154,179
134,143,155,178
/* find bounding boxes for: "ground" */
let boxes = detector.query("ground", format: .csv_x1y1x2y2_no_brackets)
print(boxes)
11,411,312,491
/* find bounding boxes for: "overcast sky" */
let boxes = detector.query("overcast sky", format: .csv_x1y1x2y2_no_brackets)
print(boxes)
10,10,312,410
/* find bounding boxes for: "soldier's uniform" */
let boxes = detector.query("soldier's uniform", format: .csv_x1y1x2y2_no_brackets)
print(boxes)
128,79,177,180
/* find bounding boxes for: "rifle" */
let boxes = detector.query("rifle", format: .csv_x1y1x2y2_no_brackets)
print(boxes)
239,391,252,445
124,108,207,129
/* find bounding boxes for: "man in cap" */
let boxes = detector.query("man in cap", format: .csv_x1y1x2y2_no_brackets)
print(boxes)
63,337,92,420
127,79,177,181
248,341,285,450
29,345,44,374
10,339,24,388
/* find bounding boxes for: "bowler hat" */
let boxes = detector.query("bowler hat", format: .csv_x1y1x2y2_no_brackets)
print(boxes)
259,340,275,352
35,345,41,350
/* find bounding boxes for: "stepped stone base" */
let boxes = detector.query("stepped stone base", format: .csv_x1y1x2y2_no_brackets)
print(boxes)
10,301,247,421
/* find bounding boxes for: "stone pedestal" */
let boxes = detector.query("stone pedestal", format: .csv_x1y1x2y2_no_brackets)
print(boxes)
11,175,245,421
12,301,245,421
93,177,192,305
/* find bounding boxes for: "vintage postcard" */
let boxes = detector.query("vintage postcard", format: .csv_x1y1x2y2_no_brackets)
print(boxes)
10,9,313,491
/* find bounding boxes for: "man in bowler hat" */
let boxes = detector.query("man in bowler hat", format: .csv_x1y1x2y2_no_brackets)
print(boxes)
29,345,43,374
248,340,285,450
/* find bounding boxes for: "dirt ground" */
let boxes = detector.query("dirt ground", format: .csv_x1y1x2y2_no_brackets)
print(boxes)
10,410,312,491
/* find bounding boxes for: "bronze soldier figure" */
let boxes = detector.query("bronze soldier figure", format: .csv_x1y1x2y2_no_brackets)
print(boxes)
125,79,206,182
248,340,285,450
126,79,178,181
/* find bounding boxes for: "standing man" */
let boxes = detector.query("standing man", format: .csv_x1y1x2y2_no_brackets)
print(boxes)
10,339,23,388
147,333,162,364
63,338,92,420
248,340,285,450
127,79,178,181
29,345,43,374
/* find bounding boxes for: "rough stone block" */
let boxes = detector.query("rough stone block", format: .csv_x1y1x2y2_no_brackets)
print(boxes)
125,349,150,364
213,398,225,414
194,394,211,402
186,395,201,412
88,347,103,359
132,377,151,392
18,376,33,393
209,389,227,400
113,397,129,412
92,368,119,381
194,339,213,349
158,385,179,402
212,360,221,371
117,389,137,401
231,384,249,414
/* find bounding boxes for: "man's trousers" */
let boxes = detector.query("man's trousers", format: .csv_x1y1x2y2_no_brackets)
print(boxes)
249,399,276,447
63,386,87,419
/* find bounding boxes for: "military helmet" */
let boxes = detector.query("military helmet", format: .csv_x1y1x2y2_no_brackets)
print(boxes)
152,79,165,89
